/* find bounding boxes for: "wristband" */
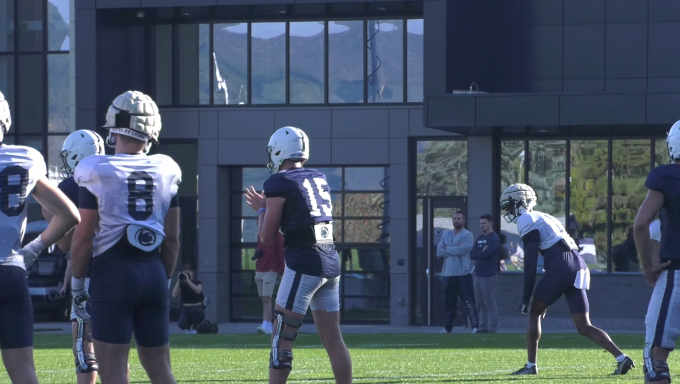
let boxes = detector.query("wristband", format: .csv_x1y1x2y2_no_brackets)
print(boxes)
24,234,46,256
258,208,266,215
71,276,86,291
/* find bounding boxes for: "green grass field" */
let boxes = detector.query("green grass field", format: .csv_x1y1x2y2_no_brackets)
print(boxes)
0,332,666,383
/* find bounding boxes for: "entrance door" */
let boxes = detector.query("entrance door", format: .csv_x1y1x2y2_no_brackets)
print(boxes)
415,197,468,326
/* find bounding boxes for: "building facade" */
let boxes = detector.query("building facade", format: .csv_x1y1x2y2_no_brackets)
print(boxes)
5,0,676,327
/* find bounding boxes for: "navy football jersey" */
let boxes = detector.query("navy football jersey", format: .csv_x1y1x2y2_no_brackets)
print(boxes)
264,168,340,278
58,176,79,207
646,165,680,261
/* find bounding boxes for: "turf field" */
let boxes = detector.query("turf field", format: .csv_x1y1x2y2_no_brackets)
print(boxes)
0,332,661,383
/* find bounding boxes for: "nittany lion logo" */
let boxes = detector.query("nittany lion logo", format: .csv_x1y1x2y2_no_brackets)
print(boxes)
136,228,157,246
320,226,329,238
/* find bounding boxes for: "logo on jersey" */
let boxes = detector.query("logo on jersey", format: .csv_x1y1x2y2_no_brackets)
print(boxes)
135,227,157,247
320,226,329,239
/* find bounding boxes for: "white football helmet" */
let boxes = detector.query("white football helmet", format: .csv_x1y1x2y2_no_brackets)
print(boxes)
103,90,161,152
266,126,309,174
500,183,537,223
0,90,12,137
667,120,680,163
60,130,105,177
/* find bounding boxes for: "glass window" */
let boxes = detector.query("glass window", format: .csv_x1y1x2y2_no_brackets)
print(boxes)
17,55,44,133
407,19,423,102
528,141,566,218
198,25,210,105
234,219,258,243
611,140,651,272
329,21,364,103
343,272,389,296
240,167,271,191
343,297,389,322
47,0,69,51
290,22,324,104
416,140,468,196
0,0,14,51
656,139,670,167
500,141,525,229
316,167,342,191
154,25,172,106
344,193,388,217
570,140,608,272
18,0,43,52
251,23,286,104
47,135,67,180
0,55,15,120
344,167,389,191
343,248,390,272
344,219,389,243
17,136,43,152
233,248,257,271
367,20,403,103
213,23,248,105
177,24,208,105
48,54,69,132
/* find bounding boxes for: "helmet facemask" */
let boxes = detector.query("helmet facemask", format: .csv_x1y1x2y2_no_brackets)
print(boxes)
501,198,523,223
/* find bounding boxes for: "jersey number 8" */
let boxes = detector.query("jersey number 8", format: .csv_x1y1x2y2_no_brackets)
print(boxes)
0,166,29,217
127,171,154,221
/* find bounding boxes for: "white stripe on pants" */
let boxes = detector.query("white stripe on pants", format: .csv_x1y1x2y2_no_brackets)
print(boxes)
645,270,680,349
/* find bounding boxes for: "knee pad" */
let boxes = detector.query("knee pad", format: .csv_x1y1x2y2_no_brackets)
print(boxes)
74,318,98,374
270,311,303,370
74,353,98,374
644,344,671,382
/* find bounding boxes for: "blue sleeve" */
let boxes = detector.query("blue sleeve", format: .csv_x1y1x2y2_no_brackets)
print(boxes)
170,194,179,208
645,167,664,192
58,178,79,207
78,187,98,209
521,230,540,304
263,174,291,199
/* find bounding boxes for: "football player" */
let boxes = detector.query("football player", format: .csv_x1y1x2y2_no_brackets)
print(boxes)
43,130,104,384
70,90,181,384
0,90,80,384
633,120,680,384
245,127,352,384
501,183,634,376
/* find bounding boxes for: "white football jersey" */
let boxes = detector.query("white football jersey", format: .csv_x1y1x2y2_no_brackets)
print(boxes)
75,153,181,257
516,211,578,251
0,144,47,267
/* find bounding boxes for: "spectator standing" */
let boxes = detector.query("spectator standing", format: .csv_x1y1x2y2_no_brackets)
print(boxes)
436,212,479,334
470,214,501,334
254,232,284,334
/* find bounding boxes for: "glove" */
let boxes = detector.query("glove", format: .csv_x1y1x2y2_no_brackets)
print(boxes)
19,235,46,270
71,277,91,322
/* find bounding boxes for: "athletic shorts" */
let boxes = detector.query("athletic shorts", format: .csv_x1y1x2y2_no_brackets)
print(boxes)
533,269,589,314
0,265,33,349
70,277,90,321
89,252,169,348
275,266,340,315
255,271,278,297
646,270,680,350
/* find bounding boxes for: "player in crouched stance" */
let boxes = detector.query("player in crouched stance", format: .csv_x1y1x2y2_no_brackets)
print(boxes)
245,127,352,384
501,183,634,376
633,120,680,384
70,91,181,384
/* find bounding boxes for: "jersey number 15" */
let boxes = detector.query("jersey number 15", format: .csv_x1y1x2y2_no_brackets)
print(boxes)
302,178,332,218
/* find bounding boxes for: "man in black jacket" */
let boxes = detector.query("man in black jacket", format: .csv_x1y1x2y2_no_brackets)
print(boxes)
470,214,501,334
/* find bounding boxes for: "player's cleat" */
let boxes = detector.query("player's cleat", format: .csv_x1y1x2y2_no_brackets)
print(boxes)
471,327,479,334
612,355,635,375
186,329,198,335
511,364,537,375
439,328,451,334
258,325,272,335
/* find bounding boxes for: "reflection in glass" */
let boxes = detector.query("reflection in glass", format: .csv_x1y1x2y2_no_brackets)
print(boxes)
416,140,468,196
611,140,651,272
343,298,389,322
48,0,69,51
236,248,256,271
334,220,343,243
500,141,525,233
656,139,670,167
407,19,423,102
343,248,389,273
367,20,403,103
47,135,68,180
570,140,608,271
329,21,364,103
251,23,285,104
528,141,566,218
331,194,343,217
345,167,389,191
48,54,69,132
0,56,15,119
177,24,210,105
17,55,44,133
290,22,324,104
316,168,342,191
18,136,43,152
344,219,389,243
0,1,15,51
18,0,43,51
241,167,271,191
154,25,172,106
236,219,258,243
213,23,248,105
199,25,210,105
344,193,387,217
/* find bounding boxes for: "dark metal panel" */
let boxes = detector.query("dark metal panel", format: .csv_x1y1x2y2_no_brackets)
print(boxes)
605,23,647,78
75,0,95,9
158,110,200,139
521,0,563,26
647,94,680,124
521,25,563,80
560,94,646,125
426,96,475,127
649,0,680,22
75,9,97,110
423,0,447,97
648,78,680,92
564,0,605,24
606,0,648,23
563,24,605,79
563,79,605,93
331,109,389,138
648,22,680,78
476,96,559,126
521,80,562,92
605,79,647,93
142,0,216,6
97,0,140,8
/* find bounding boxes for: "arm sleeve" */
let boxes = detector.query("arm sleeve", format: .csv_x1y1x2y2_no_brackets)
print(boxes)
263,175,291,198
170,194,180,208
470,235,501,260
448,232,474,256
645,167,663,192
521,230,541,304
78,187,98,210
436,234,449,259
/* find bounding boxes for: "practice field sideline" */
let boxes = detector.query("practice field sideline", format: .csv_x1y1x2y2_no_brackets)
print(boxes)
0,333,665,383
